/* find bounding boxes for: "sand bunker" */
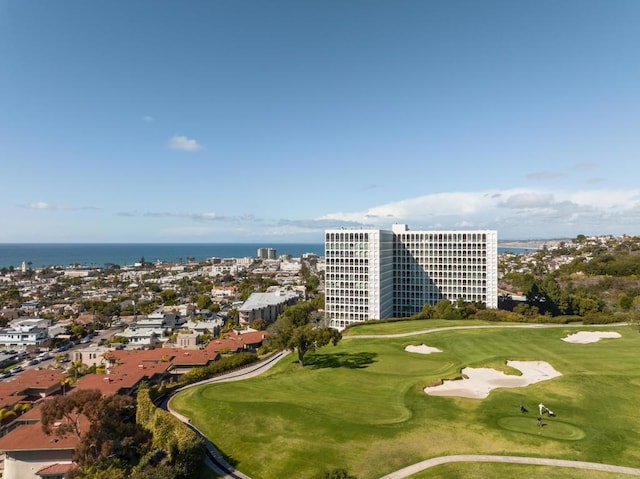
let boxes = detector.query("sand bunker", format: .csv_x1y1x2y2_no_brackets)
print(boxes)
424,360,562,399
405,344,442,354
562,331,621,344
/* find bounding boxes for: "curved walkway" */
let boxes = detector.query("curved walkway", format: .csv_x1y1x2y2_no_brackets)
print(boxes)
165,351,290,479
346,322,628,340
378,454,640,478
165,323,638,479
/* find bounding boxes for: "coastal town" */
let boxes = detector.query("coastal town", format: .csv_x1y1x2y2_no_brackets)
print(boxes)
0,247,322,478
0,233,639,478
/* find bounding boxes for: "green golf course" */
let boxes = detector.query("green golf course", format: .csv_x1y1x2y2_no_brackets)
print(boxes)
170,320,640,478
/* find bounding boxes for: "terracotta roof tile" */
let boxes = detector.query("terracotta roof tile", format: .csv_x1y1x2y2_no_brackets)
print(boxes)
36,462,77,475
0,420,82,452
74,360,171,396
0,369,64,408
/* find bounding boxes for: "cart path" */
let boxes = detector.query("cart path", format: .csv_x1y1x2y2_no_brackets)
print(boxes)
378,454,640,478
166,323,637,478
345,322,628,339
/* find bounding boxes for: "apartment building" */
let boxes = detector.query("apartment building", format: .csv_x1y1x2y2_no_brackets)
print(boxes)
325,224,497,329
238,290,300,326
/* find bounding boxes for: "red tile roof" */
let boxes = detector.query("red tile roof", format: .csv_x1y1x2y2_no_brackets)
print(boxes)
0,369,64,408
9,369,64,393
204,337,244,353
107,347,217,367
235,330,268,345
0,420,83,452
37,462,77,475
73,359,170,396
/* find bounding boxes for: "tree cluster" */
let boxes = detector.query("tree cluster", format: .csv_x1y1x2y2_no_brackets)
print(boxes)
268,299,341,366
41,390,151,470
39,388,205,479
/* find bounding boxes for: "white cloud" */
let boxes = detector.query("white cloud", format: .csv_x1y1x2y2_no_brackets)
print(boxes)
318,188,640,238
30,201,53,210
141,211,224,221
143,115,155,122
169,135,204,152
113,188,640,241
22,202,97,211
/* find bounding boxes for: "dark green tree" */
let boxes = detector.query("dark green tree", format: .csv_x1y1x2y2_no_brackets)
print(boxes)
268,301,341,366
41,389,152,470
160,289,178,305
196,294,212,310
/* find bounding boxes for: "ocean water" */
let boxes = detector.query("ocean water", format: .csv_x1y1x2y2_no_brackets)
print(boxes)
0,243,325,269
0,243,535,269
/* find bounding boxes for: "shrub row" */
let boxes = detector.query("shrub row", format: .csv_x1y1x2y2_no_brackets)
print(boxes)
180,351,258,385
136,386,205,479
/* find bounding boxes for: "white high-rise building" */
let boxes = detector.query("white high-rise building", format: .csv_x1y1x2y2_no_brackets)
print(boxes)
257,247,277,260
325,224,498,329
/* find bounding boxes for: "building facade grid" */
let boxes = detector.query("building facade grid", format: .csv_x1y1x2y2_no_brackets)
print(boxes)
325,225,497,329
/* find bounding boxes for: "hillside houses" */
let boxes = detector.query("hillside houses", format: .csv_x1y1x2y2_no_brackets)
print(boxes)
0,327,268,478
0,250,322,478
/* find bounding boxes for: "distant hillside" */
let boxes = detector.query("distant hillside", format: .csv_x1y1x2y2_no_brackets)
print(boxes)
498,234,640,323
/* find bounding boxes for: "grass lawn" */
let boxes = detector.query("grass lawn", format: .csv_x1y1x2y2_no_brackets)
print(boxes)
171,323,640,479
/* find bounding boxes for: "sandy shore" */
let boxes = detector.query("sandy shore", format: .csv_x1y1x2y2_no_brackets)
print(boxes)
562,331,621,344
424,360,562,399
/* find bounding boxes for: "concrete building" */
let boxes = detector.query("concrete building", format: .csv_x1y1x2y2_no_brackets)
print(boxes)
325,224,498,329
257,247,277,260
238,291,299,326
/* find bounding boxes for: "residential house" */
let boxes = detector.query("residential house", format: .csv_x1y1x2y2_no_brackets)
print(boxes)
117,311,184,348
71,345,110,368
0,319,51,350
0,420,79,479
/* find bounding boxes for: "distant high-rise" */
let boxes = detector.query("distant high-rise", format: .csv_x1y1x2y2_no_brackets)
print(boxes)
325,224,498,329
257,247,277,260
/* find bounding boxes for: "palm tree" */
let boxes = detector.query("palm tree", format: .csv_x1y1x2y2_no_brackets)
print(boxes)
60,376,74,396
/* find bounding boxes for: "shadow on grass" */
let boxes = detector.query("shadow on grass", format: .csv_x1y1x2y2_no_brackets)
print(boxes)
307,351,377,369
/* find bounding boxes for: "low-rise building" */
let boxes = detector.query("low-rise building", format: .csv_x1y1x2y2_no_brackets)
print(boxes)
0,319,51,350
117,311,184,348
238,291,299,326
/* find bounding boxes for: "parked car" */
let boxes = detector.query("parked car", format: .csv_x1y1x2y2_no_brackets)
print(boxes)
0,371,12,379
9,366,23,374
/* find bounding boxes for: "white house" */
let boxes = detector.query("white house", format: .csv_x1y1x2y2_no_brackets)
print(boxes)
0,319,51,349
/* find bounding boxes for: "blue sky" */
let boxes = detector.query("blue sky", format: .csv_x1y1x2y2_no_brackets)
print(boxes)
1,0,639,243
